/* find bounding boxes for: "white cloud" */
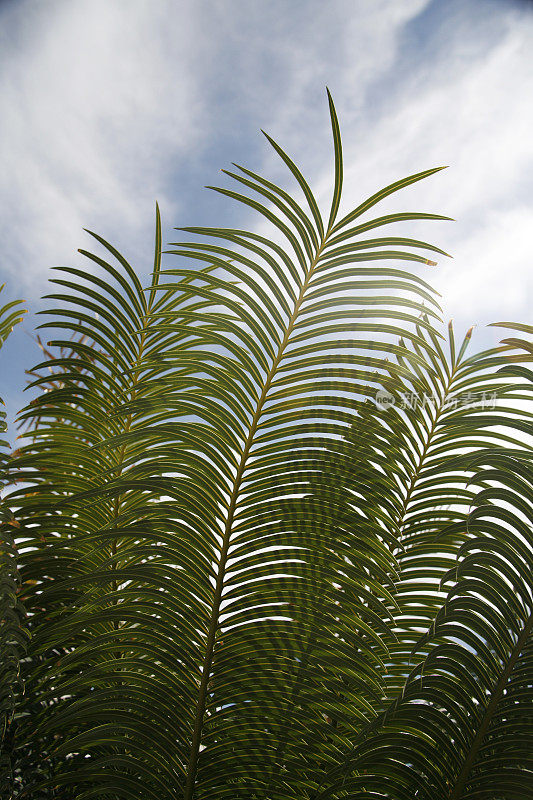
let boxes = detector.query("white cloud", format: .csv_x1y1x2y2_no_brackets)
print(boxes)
0,0,531,342
239,0,431,156
445,206,533,323
0,0,208,291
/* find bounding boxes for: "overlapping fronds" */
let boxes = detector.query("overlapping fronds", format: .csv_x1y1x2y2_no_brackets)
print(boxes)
0,287,27,796
11,207,218,798
7,95,532,800
318,449,533,799
9,95,456,799
317,329,533,799
492,321,533,362
342,320,532,708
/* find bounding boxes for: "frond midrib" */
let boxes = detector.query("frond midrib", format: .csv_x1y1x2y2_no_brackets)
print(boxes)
182,234,330,798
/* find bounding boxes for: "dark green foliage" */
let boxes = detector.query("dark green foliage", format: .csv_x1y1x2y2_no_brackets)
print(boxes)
0,98,531,799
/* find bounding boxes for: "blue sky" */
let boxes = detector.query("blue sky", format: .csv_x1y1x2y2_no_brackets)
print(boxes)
1,0,532,433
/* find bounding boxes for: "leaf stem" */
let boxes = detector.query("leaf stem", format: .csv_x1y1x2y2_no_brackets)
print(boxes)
182,234,329,799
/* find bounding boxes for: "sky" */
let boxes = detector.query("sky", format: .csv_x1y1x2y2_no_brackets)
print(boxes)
1,0,532,433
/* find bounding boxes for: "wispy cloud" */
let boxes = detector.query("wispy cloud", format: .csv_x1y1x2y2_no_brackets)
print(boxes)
0,0,439,291
0,0,212,290
0,0,531,345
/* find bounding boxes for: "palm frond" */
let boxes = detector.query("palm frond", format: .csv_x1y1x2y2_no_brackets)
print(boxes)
0,287,27,797
317,328,533,799
318,449,533,799
342,320,531,711
10,95,454,798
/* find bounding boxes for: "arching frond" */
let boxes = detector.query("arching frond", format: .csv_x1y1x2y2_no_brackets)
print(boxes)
318,451,533,799
10,97,454,799
317,329,533,799
342,320,531,710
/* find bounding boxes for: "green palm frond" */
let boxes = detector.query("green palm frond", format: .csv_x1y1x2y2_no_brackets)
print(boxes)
10,96,454,799
0,287,27,797
12,207,213,797
0,287,25,349
490,321,533,361
342,320,531,710
317,327,533,799
6,96,532,800
318,449,533,799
